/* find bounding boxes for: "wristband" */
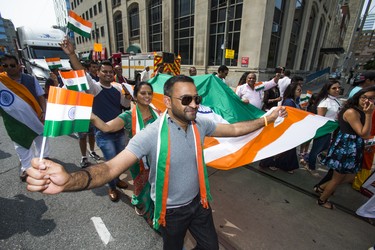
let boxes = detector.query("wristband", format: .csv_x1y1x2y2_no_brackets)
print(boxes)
80,169,92,190
263,116,268,127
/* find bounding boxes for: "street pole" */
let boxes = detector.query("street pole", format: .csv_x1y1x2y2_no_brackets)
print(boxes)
222,0,230,65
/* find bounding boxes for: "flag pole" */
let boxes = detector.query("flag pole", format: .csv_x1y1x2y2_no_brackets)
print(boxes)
39,136,47,161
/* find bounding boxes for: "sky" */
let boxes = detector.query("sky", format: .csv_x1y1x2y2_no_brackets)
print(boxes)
0,0,57,29
363,0,375,16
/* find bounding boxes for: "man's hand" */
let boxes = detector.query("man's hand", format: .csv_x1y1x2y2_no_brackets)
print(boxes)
26,158,70,194
59,36,75,55
267,106,287,123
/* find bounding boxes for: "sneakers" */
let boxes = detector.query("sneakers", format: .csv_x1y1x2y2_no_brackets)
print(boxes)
89,151,101,161
80,157,90,168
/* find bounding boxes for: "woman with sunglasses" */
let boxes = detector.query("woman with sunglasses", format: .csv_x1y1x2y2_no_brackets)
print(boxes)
317,86,375,209
91,81,160,225
304,80,342,177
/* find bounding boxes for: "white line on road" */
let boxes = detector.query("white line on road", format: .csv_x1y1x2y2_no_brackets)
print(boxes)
91,217,114,245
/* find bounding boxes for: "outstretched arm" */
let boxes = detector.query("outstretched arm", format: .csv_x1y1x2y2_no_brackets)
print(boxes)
90,113,126,133
26,149,138,194
211,106,287,137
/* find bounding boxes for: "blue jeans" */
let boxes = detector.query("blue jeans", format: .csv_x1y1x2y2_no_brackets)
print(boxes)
95,129,126,189
159,195,219,250
308,134,331,170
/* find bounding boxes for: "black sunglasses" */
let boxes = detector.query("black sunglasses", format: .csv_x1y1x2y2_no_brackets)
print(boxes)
2,64,17,68
172,95,202,105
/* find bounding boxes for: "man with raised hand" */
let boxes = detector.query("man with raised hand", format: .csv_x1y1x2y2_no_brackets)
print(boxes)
26,74,287,250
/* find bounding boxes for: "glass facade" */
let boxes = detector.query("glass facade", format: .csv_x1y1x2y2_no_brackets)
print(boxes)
300,6,317,70
286,0,304,69
267,0,285,68
114,12,124,52
174,0,195,64
208,0,243,66
148,0,162,52
129,5,140,38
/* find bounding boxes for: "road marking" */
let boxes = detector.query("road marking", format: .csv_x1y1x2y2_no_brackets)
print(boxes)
91,217,114,245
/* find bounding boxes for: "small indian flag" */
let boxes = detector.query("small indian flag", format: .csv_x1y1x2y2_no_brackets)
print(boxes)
45,58,62,70
306,90,312,99
59,70,89,91
67,10,92,38
299,90,313,109
254,82,265,91
44,87,94,137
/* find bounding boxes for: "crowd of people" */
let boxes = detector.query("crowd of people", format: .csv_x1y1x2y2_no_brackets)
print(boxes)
1,35,375,249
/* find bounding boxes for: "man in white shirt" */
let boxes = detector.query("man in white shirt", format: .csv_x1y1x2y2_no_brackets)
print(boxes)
278,69,291,100
140,66,150,82
236,72,280,109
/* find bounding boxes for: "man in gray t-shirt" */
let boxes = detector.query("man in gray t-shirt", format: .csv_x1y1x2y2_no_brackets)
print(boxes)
25,75,287,250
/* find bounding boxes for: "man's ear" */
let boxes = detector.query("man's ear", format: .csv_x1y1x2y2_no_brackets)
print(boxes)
164,95,172,109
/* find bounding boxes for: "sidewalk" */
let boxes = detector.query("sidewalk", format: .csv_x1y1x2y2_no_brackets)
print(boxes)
207,163,375,249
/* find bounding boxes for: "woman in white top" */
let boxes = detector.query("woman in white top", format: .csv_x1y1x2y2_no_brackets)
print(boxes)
306,80,341,175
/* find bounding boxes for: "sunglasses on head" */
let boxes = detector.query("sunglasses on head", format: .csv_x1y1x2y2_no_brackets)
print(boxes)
172,95,202,105
2,64,17,68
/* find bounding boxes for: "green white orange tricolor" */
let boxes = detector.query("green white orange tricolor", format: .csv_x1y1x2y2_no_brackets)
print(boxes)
59,70,89,91
67,10,92,38
0,74,44,148
45,57,62,70
149,74,338,170
43,87,93,137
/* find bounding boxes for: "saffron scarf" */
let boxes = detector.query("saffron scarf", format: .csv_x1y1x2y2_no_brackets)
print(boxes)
153,111,212,230
131,104,159,170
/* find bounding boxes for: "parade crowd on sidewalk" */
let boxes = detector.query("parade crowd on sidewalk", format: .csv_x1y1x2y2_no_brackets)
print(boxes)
1,35,375,249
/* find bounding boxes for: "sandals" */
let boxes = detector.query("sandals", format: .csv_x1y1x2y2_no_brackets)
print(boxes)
313,185,324,194
317,199,334,209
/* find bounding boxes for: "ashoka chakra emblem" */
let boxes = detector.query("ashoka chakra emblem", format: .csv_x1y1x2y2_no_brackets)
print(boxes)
0,90,15,107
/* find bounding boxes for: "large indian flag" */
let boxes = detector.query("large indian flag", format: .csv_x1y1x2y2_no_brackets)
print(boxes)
44,87,94,137
67,10,92,38
59,70,89,91
0,74,44,148
149,74,338,170
45,58,63,70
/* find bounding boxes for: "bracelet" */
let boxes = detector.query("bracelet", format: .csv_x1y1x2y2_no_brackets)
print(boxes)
263,116,268,127
80,169,92,190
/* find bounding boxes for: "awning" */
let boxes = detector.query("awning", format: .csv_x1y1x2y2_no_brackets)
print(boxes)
126,44,141,53
320,47,345,54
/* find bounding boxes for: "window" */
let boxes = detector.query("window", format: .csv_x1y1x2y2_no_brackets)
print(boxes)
101,26,105,37
71,2,74,10
300,6,317,69
98,1,102,13
174,0,195,65
94,5,97,16
114,12,124,52
148,0,163,52
112,0,121,8
129,5,140,38
86,11,89,20
267,0,285,68
90,8,93,18
209,0,243,66
286,0,304,69
82,13,85,20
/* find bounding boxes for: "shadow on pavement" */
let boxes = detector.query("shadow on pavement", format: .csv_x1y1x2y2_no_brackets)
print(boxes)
0,195,56,240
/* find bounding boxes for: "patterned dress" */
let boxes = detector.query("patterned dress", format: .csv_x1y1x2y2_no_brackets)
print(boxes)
323,107,365,174
119,106,159,225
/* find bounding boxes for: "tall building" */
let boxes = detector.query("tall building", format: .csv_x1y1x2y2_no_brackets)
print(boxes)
0,13,17,56
53,0,74,41
67,0,363,86
363,13,375,30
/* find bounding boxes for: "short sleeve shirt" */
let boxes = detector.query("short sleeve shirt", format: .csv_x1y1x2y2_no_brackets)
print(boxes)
126,115,217,207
